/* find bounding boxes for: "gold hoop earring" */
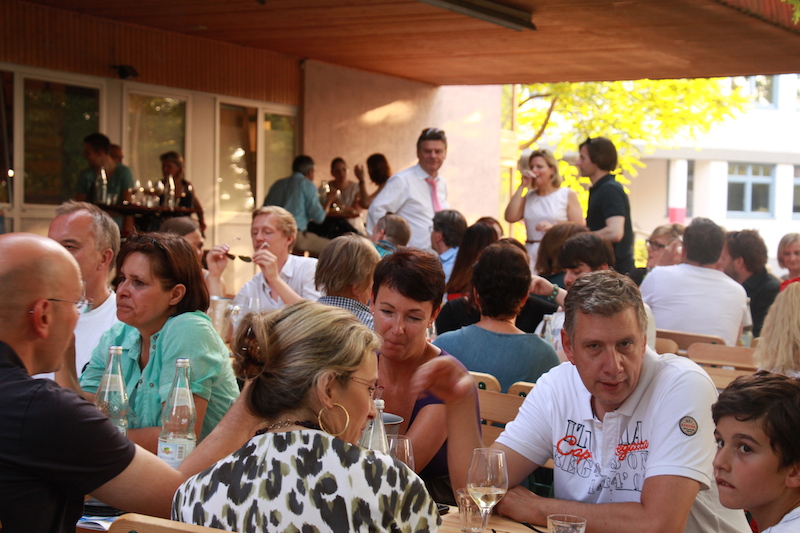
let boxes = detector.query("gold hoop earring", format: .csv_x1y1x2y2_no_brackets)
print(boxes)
317,403,350,437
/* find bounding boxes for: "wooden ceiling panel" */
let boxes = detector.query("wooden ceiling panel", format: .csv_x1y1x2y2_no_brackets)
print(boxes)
23,0,800,85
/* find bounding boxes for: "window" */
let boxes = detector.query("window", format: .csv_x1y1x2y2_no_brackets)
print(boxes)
23,78,100,204
730,75,777,107
794,166,800,215
218,104,258,212
727,163,774,216
127,93,186,189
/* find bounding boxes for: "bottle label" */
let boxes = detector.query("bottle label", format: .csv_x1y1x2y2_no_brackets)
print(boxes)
157,438,196,468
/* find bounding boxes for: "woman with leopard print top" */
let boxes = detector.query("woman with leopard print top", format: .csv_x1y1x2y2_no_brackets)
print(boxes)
172,301,440,532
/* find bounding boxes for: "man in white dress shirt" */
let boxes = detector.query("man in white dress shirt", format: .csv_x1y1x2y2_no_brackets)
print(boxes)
233,206,319,321
44,201,120,382
367,128,449,249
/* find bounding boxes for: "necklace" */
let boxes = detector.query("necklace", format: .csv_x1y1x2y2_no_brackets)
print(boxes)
255,419,320,436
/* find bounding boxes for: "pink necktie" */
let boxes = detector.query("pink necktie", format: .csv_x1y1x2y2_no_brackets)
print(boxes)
425,177,443,212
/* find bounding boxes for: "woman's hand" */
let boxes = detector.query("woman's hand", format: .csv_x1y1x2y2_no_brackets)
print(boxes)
530,275,554,296
206,244,231,277
535,221,554,232
354,164,366,183
521,169,535,190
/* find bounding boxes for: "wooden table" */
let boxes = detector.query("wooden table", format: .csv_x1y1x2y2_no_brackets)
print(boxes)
439,506,545,533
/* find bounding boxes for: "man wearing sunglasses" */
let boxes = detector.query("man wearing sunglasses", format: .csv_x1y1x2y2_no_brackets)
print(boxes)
367,128,449,249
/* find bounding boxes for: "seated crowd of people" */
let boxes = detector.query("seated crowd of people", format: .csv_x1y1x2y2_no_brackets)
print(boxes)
2,128,799,533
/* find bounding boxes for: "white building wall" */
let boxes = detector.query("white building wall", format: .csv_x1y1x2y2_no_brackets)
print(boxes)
627,73,800,276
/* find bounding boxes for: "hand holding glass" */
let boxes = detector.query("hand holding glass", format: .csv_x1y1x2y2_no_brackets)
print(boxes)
466,448,508,533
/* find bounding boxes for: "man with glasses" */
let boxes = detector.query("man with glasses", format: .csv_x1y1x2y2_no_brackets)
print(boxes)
718,229,780,337
575,137,635,275
640,217,750,346
36,201,120,383
367,128,449,249
0,233,269,532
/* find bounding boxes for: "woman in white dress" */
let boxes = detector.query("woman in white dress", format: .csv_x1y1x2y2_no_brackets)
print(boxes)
504,149,584,270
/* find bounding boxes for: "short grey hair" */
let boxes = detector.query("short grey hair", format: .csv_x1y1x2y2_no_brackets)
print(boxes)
563,270,647,341
315,234,380,295
55,200,120,263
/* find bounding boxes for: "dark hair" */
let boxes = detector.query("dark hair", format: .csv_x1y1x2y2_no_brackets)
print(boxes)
372,248,445,306
116,232,209,315
366,153,392,185
476,216,503,238
713,371,800,469
432,210,467,248
472,244,531,318
417,127,447,150
534,222,590,276
559,233,615,270
725,230,768,273
684,217,724,265
579,137,618,172
330,157,346,173
563,270,647,341
292,155,315,176
445,222,499,295
84,133,110,154
159,151,184,170
497,237,527,255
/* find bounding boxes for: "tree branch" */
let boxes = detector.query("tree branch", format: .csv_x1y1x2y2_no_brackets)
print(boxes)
518,93,553,107
519,96,558,150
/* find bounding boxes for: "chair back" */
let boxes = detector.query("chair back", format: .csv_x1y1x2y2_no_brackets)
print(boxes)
470,371,501,392
477,389,524,446
507,381,535,397
655,337,679,355
109,514,226,533
656,329,727,354
701,365,753,391
686,342,757,371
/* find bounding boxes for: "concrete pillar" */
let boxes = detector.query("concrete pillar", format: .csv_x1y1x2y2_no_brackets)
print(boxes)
668,159,688,223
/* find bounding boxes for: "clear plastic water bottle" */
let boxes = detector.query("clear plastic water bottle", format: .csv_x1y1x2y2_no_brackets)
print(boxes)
157,359,196,468
358,399,389,454
94,346,129,435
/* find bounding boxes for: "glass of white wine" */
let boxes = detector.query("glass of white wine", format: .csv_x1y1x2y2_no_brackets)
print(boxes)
466,448,508,533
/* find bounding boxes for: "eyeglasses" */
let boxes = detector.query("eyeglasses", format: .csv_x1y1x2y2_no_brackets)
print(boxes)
46,283,93,313
646,239,667,250
350,376,384,400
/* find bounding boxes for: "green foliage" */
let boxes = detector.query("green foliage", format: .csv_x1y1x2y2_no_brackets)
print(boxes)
781,0,800,23
515,78,751,213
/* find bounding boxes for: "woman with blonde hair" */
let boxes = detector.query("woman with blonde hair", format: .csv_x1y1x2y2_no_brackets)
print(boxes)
504,149,584,268
754,281,800,377
173,301,440,532
777,232,800,280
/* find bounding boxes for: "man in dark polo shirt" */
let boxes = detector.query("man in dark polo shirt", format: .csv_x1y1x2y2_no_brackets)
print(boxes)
576,137,634,275
0,233,257,533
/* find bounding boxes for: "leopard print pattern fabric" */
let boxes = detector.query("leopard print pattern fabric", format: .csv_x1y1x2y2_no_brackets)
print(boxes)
172,429,441,532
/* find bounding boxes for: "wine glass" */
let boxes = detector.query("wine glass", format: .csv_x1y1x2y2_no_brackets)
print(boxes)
388,435,415,471
466,448,508,533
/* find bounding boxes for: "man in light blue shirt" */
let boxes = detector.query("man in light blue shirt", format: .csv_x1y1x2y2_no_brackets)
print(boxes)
431,209,466,283
263,155,335,256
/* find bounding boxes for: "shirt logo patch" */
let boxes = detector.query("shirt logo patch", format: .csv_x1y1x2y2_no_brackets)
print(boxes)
679,416,698,436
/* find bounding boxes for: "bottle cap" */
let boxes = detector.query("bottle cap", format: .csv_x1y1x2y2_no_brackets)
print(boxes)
108,345,123,355
374,399,385,410
176,358,190,367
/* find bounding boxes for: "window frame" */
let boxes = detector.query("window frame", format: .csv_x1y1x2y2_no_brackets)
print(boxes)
726,162,775,218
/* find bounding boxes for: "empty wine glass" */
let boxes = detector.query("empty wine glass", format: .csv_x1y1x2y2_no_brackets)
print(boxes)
466,448,508,533
388,435,415,471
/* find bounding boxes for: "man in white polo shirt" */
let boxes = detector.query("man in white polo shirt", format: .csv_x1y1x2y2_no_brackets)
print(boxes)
414,271,749,533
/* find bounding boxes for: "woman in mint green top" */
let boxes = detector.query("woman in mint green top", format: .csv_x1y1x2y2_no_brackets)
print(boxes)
79,232,239,453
